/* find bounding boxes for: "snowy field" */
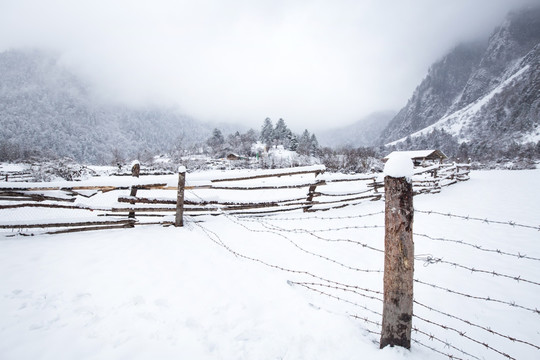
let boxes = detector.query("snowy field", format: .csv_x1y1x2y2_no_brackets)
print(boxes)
0,169,539,359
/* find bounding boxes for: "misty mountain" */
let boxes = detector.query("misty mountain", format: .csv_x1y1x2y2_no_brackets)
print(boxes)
380,5,540,162
0,49,213,164
318,111,396,148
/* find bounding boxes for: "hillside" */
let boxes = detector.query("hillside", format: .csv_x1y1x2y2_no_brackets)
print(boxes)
317,111,395,148
380,5,540,162
0,50,212,164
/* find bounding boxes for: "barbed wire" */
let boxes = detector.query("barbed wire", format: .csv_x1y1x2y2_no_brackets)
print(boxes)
415,255,540,286
414,279,540,315
237,210,385,222
226,215,383,274
412,326,480,360
243,217,385,254
348,315,381,336
411,335,467,360
415,209,540,231
289,281,383,302
413,313,516,359
290,282,383,319
193,220,384,297
414,299,540,351
264,223,385,233
187,188,537,359
414,232,540,262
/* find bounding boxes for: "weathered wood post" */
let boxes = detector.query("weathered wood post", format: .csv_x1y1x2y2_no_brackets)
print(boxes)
175,166,186,227
304,169,323,212
128,160,140,220
380,154,414,350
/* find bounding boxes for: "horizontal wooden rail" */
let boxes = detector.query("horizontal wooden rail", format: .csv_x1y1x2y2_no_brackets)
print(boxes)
0,219,134,229
210,166,325,183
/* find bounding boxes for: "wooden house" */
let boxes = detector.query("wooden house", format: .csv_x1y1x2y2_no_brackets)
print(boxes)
383,150,447,167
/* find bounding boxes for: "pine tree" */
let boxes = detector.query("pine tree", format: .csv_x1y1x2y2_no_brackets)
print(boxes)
207,128,225,156
296,130,311,155
260,118,274,146
273,118,289,145
310,134,320,156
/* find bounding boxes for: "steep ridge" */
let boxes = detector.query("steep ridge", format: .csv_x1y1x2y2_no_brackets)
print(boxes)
380,5,540,162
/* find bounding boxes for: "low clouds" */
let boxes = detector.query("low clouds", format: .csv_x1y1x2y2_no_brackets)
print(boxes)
0,0,534,130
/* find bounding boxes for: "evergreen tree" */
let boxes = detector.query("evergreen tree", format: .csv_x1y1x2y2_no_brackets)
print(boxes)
296,130,311,156
309,134,320,156
260,118,274,146
240,129,258,155
273,118,288,144
288,132,298,151
206,128,225,156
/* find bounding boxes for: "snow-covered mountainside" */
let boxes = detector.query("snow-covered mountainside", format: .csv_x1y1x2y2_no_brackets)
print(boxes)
380,5,540,160
0,50,212,164
318,111,395,148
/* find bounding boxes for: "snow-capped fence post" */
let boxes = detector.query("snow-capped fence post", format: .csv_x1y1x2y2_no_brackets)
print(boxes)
175,166,186,227
304,169,323,212
128,160,140,220
380,154,414,350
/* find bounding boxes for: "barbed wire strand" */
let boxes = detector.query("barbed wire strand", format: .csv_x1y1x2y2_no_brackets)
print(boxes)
412,326,481,360
413,313,516,360
301,281,489,360
245,216,385,254
415,209,540,231
289,281,383,303
415,232,540,262
414,299,540,351
415,255,540,286
291,282,383,319
225,214,383,274
411,335,467,360
414,279,540,315
239,210,385,222
193,220,384,297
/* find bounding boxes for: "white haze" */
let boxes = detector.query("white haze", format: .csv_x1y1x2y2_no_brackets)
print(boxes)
0,0,535,131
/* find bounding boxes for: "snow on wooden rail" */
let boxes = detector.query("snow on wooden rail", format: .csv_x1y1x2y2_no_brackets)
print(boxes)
0,164,469,234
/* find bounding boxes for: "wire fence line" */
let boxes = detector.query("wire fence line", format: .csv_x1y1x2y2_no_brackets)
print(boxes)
414,255,540,286
413,299,540,351
413,278,539,315
190,201,539,359
415,209,540,231
413,313,516,359
414,232,540,262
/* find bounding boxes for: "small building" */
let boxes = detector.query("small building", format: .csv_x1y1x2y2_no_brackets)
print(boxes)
383,150,447,166
226,153,241,161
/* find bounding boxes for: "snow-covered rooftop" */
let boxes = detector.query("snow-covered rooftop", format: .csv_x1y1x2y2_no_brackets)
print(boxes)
383,150,446,161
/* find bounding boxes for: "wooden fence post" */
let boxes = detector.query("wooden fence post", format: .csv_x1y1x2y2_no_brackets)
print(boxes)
380,157,414,350
175,166,186,227
128,160,140,220
304,170,322,212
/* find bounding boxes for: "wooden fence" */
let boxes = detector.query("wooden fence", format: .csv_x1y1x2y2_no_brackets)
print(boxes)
0,163,470,234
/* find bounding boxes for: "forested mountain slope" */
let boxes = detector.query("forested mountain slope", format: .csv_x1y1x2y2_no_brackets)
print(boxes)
0,50,210,164
380,5,540,163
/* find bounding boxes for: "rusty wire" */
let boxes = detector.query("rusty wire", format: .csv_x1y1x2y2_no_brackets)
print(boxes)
415,232,540,262
415,255,540,286
414,299,540,351
414,279,540,315
415,209,540,231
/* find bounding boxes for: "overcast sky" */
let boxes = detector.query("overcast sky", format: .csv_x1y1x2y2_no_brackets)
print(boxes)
0,0,535,131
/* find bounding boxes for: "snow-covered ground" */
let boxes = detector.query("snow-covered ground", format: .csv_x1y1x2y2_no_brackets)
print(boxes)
0,169,539,359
